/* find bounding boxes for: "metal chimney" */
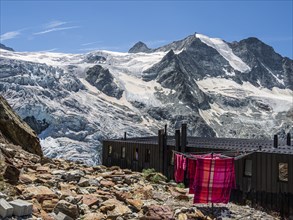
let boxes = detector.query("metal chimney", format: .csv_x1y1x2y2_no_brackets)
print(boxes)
273,135,278,148
287,133,291,146
175,129,180,152
181,123,187,153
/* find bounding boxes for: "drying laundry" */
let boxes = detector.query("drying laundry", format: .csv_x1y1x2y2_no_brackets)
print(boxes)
174,153,187,183
187,158,196,194
193,156,235,204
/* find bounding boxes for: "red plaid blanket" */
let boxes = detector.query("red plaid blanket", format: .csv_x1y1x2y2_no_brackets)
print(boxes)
193,156,235,204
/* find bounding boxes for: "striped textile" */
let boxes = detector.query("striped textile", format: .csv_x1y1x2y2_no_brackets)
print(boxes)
174,154,186,183
187,158,196,194
193,156,235,204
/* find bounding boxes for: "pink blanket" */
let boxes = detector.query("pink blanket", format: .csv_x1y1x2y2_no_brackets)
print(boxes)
174,154,186,183
193,156,235,204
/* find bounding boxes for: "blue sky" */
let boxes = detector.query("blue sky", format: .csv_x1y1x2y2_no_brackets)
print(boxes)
0,1,292,58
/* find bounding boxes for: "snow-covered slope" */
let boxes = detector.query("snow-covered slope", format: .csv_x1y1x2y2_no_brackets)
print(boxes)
196,34,251,73
0,33,292,164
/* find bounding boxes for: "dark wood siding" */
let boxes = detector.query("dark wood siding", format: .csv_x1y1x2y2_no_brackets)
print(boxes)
102,140,161,172
102,139,293,217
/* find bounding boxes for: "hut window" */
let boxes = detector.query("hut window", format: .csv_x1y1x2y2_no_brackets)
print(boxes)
278,163,288,182
145,149,151,163
244,159,252,177
108,145,112,156
134,147,138,161
121,146,126,159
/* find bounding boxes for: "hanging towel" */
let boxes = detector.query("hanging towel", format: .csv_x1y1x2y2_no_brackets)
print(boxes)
174,154,186,183
193,157,235,204
187,158,197,194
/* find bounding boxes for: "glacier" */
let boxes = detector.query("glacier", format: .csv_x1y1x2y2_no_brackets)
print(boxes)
0,33,292,165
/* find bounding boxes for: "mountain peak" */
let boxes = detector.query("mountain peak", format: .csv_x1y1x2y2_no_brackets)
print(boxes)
128,41,151,53
0,43,14,51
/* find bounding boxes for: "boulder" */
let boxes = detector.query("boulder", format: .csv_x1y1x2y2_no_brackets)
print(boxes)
62,170,85,182
83,212,105,220
54,200,79,219
19,173,37,184
100,179,115,188
42,199,59,212
24,186,57,202
143,205,173,219
9,199,33,217
55,211,74,220
100,199,131,217
0,198,13,218
82,194,101,207
3,164,20,184
78,177,90,187
126,198,143,211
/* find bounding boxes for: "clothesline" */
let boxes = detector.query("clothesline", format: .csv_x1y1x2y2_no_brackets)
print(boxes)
172,149,257,160
174,150,236,204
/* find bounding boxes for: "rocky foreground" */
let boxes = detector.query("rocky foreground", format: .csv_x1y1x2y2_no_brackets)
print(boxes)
0,143,278,220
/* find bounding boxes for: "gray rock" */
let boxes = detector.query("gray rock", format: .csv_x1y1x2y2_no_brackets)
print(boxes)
0,192,6,199
9,199,33,217
54,200,79,219
0,199,13,218
55,211,74,220
78,177,90,187
62,170,85,182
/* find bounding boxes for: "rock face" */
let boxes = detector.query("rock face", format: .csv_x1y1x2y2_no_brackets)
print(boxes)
85,65,123,99
0,96,42,156
229,37,292,89
128,41,151,53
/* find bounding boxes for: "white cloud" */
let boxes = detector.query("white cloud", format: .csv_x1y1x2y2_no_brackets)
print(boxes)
39,48,59,52
33,26,79,35
81,41,102,46
45,20,67,29
0,31,21,41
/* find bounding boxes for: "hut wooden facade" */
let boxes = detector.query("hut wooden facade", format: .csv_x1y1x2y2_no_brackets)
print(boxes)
102,124,293,217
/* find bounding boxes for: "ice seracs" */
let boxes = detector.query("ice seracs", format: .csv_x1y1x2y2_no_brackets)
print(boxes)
0,33,292,164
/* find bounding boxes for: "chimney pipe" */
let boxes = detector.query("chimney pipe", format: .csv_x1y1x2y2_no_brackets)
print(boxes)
273,135,278,148
164,124,167,137
124,132,127,140
287,133,291,146
175,129,180,152
181,123,187,153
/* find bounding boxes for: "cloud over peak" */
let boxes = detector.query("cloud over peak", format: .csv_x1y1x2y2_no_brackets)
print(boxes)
0,31,21,41
34,20,80,35
34,26,79,35
45,20,68,29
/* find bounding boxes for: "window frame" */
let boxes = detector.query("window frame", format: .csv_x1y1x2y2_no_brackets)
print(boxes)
121,146,126,159
134,147,139,161
145,148,151,163
108,145,112,157
243,159,252,177
278,162,288,182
